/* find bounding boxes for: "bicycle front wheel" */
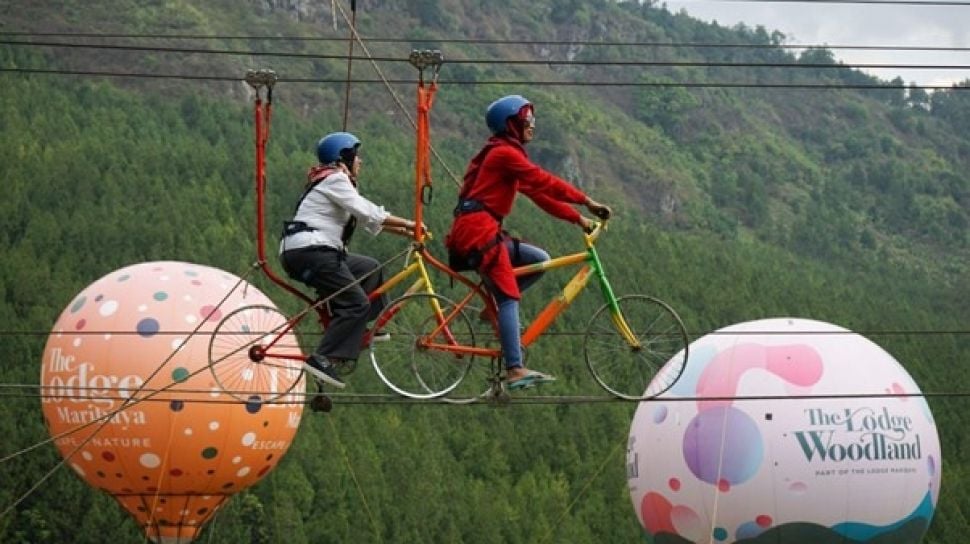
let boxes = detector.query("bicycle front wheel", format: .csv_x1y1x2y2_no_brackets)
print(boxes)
370,293,476,399
584,295,689,400
208,305,305,403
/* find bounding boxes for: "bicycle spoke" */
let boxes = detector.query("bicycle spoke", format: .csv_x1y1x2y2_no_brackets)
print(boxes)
585,295,688,400
208,305,305,402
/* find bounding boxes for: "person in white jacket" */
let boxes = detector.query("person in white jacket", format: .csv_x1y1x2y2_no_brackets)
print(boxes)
280,131,417,388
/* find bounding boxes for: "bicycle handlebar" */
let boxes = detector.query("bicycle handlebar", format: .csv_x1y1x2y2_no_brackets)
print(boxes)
584,220,606,243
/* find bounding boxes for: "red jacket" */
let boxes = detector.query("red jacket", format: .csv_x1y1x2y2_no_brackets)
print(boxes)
446,135,588,299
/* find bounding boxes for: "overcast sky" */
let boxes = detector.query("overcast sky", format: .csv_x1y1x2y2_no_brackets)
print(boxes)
661,0,970,88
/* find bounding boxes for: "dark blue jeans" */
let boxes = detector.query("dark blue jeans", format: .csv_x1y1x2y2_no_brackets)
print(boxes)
483,241,549,368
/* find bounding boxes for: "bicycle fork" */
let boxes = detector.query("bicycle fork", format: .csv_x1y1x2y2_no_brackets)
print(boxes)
588,247,642,350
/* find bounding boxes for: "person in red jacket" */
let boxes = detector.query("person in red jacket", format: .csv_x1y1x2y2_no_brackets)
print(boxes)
446,95,612,390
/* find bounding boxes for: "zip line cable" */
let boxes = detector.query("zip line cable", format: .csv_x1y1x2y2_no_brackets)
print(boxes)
2,33,969,53
3,39,970,72
0,39,367,59
0,66,240,81
3,68,968,90
3,383,970,405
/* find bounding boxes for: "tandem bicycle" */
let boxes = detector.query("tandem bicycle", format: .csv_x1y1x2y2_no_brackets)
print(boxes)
368,220,689,402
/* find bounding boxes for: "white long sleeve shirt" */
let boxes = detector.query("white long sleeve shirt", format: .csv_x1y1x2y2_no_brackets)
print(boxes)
279,170,390,253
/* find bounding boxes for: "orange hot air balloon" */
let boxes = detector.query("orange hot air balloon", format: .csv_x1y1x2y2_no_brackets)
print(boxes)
40,261,305,543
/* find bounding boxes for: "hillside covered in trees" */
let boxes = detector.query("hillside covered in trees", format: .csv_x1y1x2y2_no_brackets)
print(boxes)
1,0,968,542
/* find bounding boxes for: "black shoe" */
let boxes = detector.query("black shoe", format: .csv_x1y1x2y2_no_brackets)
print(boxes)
303,354,346,389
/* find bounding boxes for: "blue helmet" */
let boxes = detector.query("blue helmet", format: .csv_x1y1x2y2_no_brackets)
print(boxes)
485,95,531,135
316,131,361,164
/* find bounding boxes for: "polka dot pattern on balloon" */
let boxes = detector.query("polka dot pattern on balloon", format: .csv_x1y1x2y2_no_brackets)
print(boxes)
41,261,305,543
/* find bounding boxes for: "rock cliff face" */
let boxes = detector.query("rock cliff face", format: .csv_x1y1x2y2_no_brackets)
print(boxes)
253,0,330,22
252,0,409,23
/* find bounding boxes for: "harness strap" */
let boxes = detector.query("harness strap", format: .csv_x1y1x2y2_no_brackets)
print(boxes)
453,198,503,223
447,231,514,272
296,166,339,213
287,166,357,246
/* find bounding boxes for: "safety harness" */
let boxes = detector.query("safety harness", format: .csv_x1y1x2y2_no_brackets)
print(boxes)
448,142,520,271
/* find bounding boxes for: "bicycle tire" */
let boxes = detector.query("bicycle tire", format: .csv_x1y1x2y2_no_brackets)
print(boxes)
370,293,475,399
584,295,689,400
208,304,305,402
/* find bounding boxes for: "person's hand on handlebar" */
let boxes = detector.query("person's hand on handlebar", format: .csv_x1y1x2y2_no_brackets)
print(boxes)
585,197,613,221
579,216,598,234
382,217,427,238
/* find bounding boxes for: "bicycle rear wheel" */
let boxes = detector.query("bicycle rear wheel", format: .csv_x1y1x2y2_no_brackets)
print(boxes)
208,305,305,402
370,293,475,399
584,295,688,400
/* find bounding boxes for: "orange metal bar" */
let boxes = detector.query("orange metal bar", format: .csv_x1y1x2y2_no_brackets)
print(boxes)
251,89,315,307
420,342,500,358
413,81,437,244
521,265,593,347
420,247,498,331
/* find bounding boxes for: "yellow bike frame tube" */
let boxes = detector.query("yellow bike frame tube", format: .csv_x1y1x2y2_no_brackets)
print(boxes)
416,252,437,295
611,311,640,348
513,251,587,276
373,260,424,297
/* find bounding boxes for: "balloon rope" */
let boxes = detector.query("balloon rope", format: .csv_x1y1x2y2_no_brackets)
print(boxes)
539,436,625,544
708,335,742,538
269,461,285,540
142,497,163,544
326,415,382,541
206,507,219,543
144,414,181,534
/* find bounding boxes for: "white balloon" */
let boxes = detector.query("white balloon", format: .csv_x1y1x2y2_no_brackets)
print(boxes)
628,318,941,543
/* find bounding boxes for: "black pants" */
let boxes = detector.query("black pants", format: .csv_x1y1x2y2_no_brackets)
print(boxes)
281,247,386,361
